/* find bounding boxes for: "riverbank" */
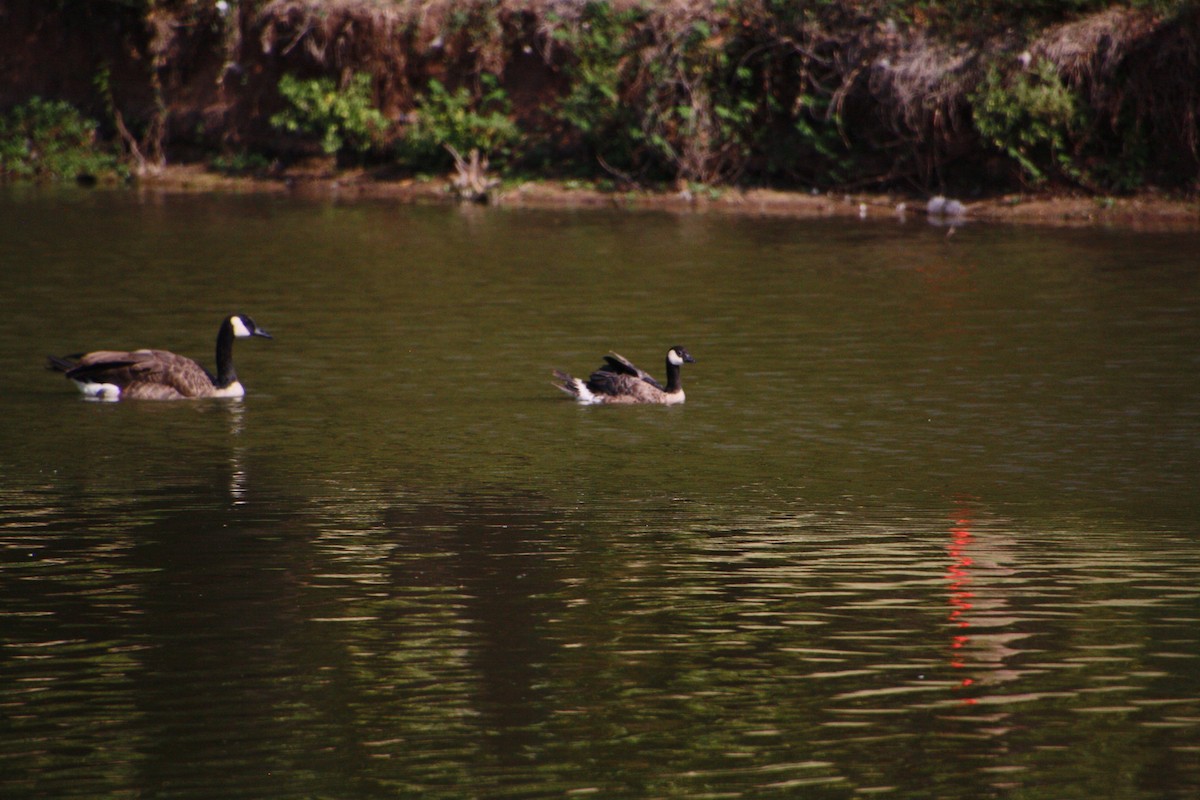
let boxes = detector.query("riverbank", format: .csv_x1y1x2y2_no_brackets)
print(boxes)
5,1,1199,210
139,162,1200,231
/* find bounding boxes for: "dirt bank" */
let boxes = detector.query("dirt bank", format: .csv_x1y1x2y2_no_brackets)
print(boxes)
5,1,1199,219
139,162,1200,231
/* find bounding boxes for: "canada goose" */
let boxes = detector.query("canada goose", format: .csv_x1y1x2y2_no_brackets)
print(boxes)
554,346,695,405
47,314,272,401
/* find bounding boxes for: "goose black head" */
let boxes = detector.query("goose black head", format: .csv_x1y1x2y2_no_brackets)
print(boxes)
668,346,695,365
230,314,273,340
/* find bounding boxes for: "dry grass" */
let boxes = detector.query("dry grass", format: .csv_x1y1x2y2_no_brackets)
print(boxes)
253,0,718,68
1034,5,1199,180
1034,7,1157,82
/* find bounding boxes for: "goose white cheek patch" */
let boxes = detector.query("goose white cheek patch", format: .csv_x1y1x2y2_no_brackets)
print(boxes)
230,316,253,338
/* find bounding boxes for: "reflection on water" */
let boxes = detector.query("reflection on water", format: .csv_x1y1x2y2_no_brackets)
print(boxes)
944,500,1028,699
1,191,1199,798
222,400,250,504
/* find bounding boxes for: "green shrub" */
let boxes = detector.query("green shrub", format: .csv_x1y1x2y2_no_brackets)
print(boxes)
1084,123,1149,193
970,60,1082,185
0,97,126,183
549,3,648,175
545,4,854,186
549,5,730,182
210,150,274,176
636,19,755,184
398,75,520,170
270,72,390,158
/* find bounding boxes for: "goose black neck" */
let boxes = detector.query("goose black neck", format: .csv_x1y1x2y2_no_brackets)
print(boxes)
665,357,683,393
214,319,238,388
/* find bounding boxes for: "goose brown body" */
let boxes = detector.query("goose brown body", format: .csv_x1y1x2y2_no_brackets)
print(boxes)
555,346,695,405
48,314,272,401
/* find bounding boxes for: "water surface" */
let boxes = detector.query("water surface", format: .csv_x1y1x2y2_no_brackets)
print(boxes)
1,188,1198,798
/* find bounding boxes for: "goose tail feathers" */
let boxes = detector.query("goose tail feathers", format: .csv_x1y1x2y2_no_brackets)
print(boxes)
46,354,78,373
552,369,596,403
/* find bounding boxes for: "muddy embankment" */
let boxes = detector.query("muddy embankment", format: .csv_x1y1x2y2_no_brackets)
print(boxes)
2,1,1199,226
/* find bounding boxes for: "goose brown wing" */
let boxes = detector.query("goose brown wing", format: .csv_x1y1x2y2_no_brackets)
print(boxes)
586,369,632,396
600,352,664,390
63,350,142,382
600,353,640,376
67,349,215,397
585,370,667,401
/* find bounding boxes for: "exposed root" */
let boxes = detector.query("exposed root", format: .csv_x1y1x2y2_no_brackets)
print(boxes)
446,144,498,202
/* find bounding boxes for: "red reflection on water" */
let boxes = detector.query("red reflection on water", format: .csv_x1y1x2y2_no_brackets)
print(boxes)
947,503,979,702
942,501,1026,711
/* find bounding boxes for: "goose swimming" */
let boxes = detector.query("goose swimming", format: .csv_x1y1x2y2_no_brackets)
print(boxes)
48,314,272,401
554,346,695,405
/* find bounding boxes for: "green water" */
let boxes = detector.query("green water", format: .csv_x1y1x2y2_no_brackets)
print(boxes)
1,189,1198,798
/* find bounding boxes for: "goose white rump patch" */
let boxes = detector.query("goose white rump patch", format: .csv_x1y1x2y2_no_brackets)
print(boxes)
75,380,121,401
569,378,599,404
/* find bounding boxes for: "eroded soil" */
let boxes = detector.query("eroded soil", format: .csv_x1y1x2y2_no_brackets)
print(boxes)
139,163,1200,231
